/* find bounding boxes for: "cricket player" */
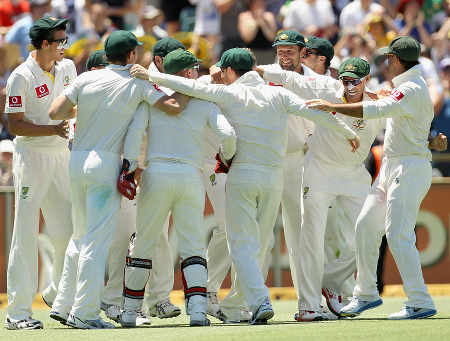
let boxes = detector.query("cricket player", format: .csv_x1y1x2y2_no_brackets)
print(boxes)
47,30,186,329
138,48,359,324
4,16,76,330
308,36,438,320
121,49,237,327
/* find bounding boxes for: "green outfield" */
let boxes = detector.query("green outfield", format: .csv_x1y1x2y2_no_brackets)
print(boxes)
1,297,450,341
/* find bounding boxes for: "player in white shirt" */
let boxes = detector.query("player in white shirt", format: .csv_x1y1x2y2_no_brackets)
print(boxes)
121,49,237,327
47,30,185,329
308,36,438,320
4,16,76,330
137,47,359,324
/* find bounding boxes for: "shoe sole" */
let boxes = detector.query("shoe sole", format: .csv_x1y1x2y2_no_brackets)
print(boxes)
340,299,383,318
388,309,437,320
49,312,68,326
190,319,211,327
5,323,43,330
250,309,274,325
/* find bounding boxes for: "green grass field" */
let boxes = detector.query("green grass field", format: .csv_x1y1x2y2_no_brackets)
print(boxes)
1,297,450,341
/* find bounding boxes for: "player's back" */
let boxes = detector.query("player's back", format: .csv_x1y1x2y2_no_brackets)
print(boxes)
70,65,162,154
147,98,224,170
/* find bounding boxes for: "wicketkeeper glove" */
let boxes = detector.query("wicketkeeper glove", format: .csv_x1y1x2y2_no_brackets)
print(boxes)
214,152,233,174
117,159,137,200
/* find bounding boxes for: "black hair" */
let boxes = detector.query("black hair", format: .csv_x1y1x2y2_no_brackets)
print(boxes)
106,47,135,65
233,69,252,77
398,58,420,71
31,23,67,50
324,56,331,71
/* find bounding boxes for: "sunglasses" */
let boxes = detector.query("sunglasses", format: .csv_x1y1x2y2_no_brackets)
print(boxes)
341,78,363,86
48,37,68,49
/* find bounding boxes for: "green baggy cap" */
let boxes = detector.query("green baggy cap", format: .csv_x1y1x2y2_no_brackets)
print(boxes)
86,50,109,70
152,37,185,57
163,49,201,74
376,36,420,63
305,36,334,60
104,30,143,59
29,16,68,41
272,30,305,47
215,48,254,71
339,57,370,79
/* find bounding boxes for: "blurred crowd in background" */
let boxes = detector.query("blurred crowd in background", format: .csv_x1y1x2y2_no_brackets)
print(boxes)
0,0,449,182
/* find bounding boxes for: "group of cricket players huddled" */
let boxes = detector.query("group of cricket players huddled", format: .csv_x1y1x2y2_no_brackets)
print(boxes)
4,15,448,330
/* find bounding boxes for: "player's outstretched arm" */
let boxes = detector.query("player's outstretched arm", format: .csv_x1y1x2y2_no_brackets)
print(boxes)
49,94,76,120
307,99,364,118
153,94,188,116
9,112,69,138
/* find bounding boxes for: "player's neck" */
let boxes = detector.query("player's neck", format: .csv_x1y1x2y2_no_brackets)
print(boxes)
33,50,55,73
345,92,363,103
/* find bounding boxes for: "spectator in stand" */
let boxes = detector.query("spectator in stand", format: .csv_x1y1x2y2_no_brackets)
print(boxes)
283,0,338,41
0,0,29,27
339,0,384,34
215,0,246,52
431,0,450,61
334,31,375,61
0,43,18,140
134,5,167,40
363,13,398,48
395,0,433,47
0,139,14,186
5,0,51,59
161,0,192,35
192,0,220,62
238,0,277,64
420,46,445,114
102,0,132,30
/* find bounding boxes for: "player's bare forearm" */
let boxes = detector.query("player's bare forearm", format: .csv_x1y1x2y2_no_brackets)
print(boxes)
8,113,69,138
429,133,448,151
153,95,186,116
49,95,76,120
307,99,363,118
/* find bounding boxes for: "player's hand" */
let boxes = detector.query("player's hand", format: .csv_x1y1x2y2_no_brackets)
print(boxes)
376,88,392,98
347,135,360,152
255,67,264,78
209,65,222,84
135,167,144,186
430,133,448,151
306,99,335,112
117,159,137,200
53,120,70,139
130,64,150,80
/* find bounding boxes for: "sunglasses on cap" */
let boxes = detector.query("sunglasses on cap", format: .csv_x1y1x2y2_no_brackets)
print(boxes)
341,78,364,86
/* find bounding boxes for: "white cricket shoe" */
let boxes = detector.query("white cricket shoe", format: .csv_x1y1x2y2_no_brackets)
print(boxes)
322,288,344,317
207,292,227,321
100,302,121,323
136,311,151,326
190,312,211,326
250,297,274,325
66,314,114,329
5,317,43,330
388,307,437,320
294,310,327,322
148,299,181,319
339,297,383,317
120,310,137,328
49,310,69,325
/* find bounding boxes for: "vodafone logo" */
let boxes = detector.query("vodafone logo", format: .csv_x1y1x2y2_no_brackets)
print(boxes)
9,96,22,107
35,84,50,98
390,89,404,101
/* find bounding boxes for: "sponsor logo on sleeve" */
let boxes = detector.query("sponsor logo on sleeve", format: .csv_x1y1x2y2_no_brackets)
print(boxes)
268,81,283,87
35,84,50,98
9,96,22,108
390,89,404,101
153,83,162,92
352,119,366,130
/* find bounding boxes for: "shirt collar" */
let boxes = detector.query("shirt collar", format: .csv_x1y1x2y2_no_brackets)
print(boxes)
148,62,160,73
107,63,133,71
392,64,422,87
233,70,265,86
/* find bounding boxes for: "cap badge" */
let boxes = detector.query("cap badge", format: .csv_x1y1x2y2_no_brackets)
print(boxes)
344,64,356,71
279,34,288,40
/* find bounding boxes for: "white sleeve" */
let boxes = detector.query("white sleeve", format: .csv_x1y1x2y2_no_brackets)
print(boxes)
142,81,166,106
363,86,414,120
123,102,150,162
149,71,233,106
283,89,357,139
206,103,236,160
5,72,28,114
63,76,82,105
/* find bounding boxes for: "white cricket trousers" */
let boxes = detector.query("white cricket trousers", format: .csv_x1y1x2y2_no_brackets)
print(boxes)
225,165,283,314
7,147,72,321
52,150,121,320
353,156,435,309
297,158,371,311
102,197,174,308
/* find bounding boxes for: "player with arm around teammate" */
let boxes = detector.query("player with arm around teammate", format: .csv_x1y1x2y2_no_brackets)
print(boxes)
47,30,185,329
308,36,438,320
133,47,359,324
121,49,237,327
4,16,76,330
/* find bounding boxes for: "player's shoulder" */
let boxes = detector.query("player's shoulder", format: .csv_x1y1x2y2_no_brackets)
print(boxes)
7,63,30,84
58,58,76,71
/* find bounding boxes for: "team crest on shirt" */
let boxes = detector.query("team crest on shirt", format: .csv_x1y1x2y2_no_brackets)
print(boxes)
8,96,22,107
35,84,49,98
21,186,30,199
210,173,217,186
64,76,70,86
352,119,366,130
303,186,309,199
